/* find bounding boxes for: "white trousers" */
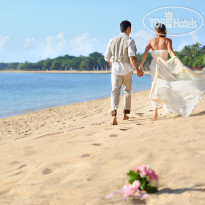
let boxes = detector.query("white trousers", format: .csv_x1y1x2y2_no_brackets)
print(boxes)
111,72,132,116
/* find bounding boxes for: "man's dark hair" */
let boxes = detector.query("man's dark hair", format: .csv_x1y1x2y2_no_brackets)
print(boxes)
120,20,131,32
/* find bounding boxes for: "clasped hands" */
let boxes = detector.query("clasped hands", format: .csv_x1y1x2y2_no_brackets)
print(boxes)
136,66,144,77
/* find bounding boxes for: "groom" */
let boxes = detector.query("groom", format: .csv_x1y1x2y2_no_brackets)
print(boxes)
104,20,143,125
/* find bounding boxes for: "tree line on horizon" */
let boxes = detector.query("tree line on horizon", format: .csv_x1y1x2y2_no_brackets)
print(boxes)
0,43,205,71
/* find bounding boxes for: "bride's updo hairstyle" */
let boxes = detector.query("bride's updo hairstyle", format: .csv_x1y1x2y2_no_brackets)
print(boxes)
155,23,167,37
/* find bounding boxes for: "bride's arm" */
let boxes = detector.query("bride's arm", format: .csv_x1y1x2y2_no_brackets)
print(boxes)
167,39,176,58
139,42,152,70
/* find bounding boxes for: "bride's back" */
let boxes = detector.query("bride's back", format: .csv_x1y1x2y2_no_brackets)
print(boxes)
149,37,170,50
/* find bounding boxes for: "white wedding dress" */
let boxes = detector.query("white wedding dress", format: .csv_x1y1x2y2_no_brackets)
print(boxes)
149,50,205,117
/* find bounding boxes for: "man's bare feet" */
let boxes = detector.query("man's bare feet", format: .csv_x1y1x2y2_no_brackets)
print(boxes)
123,114,129,120
111,116,118,125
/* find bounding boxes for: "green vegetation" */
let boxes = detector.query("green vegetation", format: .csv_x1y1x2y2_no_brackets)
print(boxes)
0,43,204,71
0,63,20,70
175,43,205,67
16,52,109,71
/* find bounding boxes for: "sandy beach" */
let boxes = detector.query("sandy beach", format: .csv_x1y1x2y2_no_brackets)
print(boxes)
0,90,205,205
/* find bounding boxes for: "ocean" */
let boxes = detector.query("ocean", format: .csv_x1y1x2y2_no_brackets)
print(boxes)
0,72,151,118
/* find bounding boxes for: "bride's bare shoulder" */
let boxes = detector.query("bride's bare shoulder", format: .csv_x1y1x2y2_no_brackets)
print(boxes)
165,37,172,42
150,37,158,42
148,38,158,45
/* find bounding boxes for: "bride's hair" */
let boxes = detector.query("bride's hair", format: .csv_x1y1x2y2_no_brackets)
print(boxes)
155,23,167,37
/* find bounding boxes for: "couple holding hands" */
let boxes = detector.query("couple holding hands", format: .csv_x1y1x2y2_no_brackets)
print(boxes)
105,20,205,125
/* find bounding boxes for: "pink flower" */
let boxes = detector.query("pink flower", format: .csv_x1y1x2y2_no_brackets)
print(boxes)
131,180,141,190
147,169,158,182
133,166,148,177
122,180,140,198
106,180,148,200
133,166,140,172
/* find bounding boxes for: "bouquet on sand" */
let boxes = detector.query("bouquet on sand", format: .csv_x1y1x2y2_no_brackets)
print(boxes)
106,166,159,200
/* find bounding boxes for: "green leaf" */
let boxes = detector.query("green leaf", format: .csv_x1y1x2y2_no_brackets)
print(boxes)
135,171,141,180
144,185,158,193
140,181,146,190
127,170,137,184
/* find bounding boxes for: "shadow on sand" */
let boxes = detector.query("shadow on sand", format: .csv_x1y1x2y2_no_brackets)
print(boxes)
191,111,205,117
157,186,205,195
124,185,205,204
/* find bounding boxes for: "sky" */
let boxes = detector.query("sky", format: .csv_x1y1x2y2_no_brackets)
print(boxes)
0,0,204,63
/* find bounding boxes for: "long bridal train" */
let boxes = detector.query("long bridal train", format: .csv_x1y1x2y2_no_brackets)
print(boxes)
149,50,205,117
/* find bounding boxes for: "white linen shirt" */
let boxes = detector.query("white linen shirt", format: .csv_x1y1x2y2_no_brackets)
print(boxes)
104,33,137,75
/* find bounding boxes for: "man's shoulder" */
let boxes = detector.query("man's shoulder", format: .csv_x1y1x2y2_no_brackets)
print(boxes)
128,37,136,46
112,34,123,41
108,35,120,44
108,34,135,46
108,34,123,46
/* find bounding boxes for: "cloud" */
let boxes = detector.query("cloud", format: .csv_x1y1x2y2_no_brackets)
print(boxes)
0,28,204,63
0,35,10,52
176,31,199,51
21,32,98,61
24,37,38,48
43,32,67,58
21,32,68,61
191,32,198,43
131,30,154,53
176,42,188,51
69,32,98,56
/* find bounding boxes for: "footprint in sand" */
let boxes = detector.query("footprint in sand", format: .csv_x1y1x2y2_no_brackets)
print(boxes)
17,164,27,169
0,189,9,197
42,168,53,175
120,128,128,131
68,177,92,184
136,113,144,117
9,161,19,165
120,127,133,131
109,134,118,137
9,171,25,177
194,183,205,187
92,143,101,146
13,171,24,176
81,154,90,158
136,123,143,125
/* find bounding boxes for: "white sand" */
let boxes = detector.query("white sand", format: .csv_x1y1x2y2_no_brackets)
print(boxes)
0,90,205,204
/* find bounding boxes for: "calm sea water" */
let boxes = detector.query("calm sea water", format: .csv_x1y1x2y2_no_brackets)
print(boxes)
0,72,151,118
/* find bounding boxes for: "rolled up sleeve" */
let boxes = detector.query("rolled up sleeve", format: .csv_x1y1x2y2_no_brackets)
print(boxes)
128,39,137,57
104,40,112,61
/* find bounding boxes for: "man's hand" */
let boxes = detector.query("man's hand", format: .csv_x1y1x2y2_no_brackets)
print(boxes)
107,60,112,67
129,56,144,77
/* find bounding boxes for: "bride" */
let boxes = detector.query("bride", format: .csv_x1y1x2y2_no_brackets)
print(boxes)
139,23,205,121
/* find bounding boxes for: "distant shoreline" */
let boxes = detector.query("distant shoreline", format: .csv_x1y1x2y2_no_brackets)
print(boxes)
0,70,150,74
0,70,111,74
